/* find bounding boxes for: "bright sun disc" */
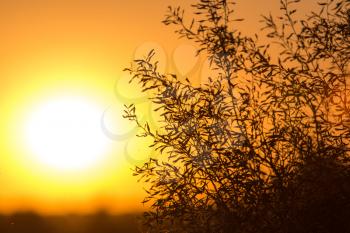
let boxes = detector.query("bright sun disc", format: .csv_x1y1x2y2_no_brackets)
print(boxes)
24,96,110,171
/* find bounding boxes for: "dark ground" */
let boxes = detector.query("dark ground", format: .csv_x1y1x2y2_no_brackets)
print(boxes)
0,211,141,233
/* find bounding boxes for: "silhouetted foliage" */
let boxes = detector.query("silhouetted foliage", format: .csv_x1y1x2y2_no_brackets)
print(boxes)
123,0,350,232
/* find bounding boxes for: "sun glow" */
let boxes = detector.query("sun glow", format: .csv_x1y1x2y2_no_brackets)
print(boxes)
24,96,111,171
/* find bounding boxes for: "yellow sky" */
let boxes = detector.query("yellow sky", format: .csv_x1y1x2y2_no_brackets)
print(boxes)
0,0,316,215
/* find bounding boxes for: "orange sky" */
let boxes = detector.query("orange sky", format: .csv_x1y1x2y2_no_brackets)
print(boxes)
0,0,317,215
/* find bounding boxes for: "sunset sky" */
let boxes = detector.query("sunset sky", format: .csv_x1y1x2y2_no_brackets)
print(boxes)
0,0,317,215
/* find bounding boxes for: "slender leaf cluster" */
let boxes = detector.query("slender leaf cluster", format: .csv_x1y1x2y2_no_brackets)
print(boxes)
123,0,350,232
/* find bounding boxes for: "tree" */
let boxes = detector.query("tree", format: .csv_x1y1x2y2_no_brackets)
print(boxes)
123,0,350,232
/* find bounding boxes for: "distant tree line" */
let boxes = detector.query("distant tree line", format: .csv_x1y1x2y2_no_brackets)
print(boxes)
0,211,140,233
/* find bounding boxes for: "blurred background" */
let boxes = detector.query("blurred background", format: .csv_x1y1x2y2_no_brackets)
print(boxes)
0,211,141,233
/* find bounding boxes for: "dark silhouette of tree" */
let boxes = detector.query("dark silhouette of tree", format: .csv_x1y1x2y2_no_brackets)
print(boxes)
123,0,350,232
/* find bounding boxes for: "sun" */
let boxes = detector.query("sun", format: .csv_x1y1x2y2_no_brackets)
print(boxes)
24,96,111,171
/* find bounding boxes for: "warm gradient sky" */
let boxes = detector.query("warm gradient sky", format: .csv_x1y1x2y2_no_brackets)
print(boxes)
0,0,317,215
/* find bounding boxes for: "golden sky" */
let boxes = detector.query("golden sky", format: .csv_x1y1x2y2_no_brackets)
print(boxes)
0,0,316,215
